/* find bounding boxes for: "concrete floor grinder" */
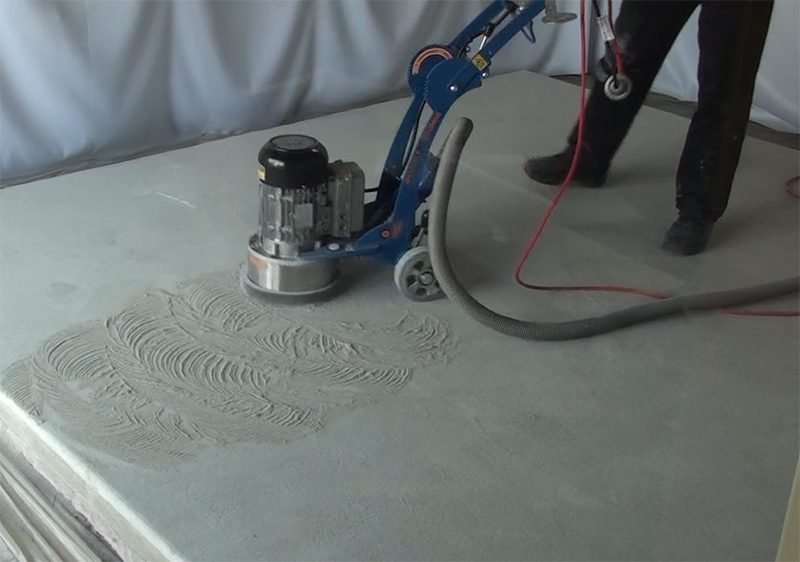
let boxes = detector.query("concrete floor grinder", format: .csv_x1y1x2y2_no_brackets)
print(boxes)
241,0,799,339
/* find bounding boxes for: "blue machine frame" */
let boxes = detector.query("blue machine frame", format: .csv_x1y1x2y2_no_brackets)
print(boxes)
302,0,546,265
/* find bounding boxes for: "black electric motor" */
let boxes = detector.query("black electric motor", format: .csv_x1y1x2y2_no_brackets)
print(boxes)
244,134,366,297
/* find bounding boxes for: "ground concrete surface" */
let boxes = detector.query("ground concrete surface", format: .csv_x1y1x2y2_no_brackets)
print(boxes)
0,71,798,561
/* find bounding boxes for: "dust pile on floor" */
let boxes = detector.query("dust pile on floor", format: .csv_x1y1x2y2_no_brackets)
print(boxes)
2,270,455,466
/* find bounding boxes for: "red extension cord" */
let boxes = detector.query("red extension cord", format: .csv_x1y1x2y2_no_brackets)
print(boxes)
513,0,798,318
606,0,626,78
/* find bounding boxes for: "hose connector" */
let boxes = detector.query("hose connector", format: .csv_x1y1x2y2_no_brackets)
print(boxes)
604,73,632,101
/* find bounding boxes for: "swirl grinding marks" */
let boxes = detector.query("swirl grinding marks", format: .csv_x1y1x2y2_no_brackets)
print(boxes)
2,271,455,466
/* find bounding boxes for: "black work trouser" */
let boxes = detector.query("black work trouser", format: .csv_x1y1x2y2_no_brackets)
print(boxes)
569,0,774,221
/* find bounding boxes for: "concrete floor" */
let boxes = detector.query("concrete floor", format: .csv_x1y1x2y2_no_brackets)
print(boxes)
0,71,798,561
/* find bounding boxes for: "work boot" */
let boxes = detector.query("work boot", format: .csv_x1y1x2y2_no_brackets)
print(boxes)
524,146,608,188
661,216,715,255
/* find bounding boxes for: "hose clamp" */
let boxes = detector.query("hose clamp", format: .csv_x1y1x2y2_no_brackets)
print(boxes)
604,73,632,101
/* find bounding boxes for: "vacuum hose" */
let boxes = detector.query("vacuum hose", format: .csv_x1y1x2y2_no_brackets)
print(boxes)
427,117,800,340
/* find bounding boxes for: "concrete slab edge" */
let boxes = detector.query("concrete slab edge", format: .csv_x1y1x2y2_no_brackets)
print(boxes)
0,393,186,562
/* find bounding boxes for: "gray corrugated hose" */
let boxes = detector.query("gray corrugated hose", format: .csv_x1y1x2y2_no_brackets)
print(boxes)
427,117,800,340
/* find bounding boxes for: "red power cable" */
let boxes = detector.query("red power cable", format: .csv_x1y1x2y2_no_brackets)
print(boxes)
513,0,798,318
606,0,626,77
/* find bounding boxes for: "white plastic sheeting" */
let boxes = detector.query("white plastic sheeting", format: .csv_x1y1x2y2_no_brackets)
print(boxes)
0,0,797,187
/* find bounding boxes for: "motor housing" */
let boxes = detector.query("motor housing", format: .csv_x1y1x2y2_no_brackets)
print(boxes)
245,134,365,297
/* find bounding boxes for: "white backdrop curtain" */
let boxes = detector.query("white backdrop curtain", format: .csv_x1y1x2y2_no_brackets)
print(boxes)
1,0,797,187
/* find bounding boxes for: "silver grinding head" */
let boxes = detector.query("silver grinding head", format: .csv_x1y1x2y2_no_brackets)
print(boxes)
245,234,339,298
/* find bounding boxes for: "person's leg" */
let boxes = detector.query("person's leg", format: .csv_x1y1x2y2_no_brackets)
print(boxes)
663,0,774,255
525,0,699,187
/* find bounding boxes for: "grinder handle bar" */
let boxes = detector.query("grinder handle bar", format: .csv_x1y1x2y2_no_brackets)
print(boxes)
301,0,576,266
